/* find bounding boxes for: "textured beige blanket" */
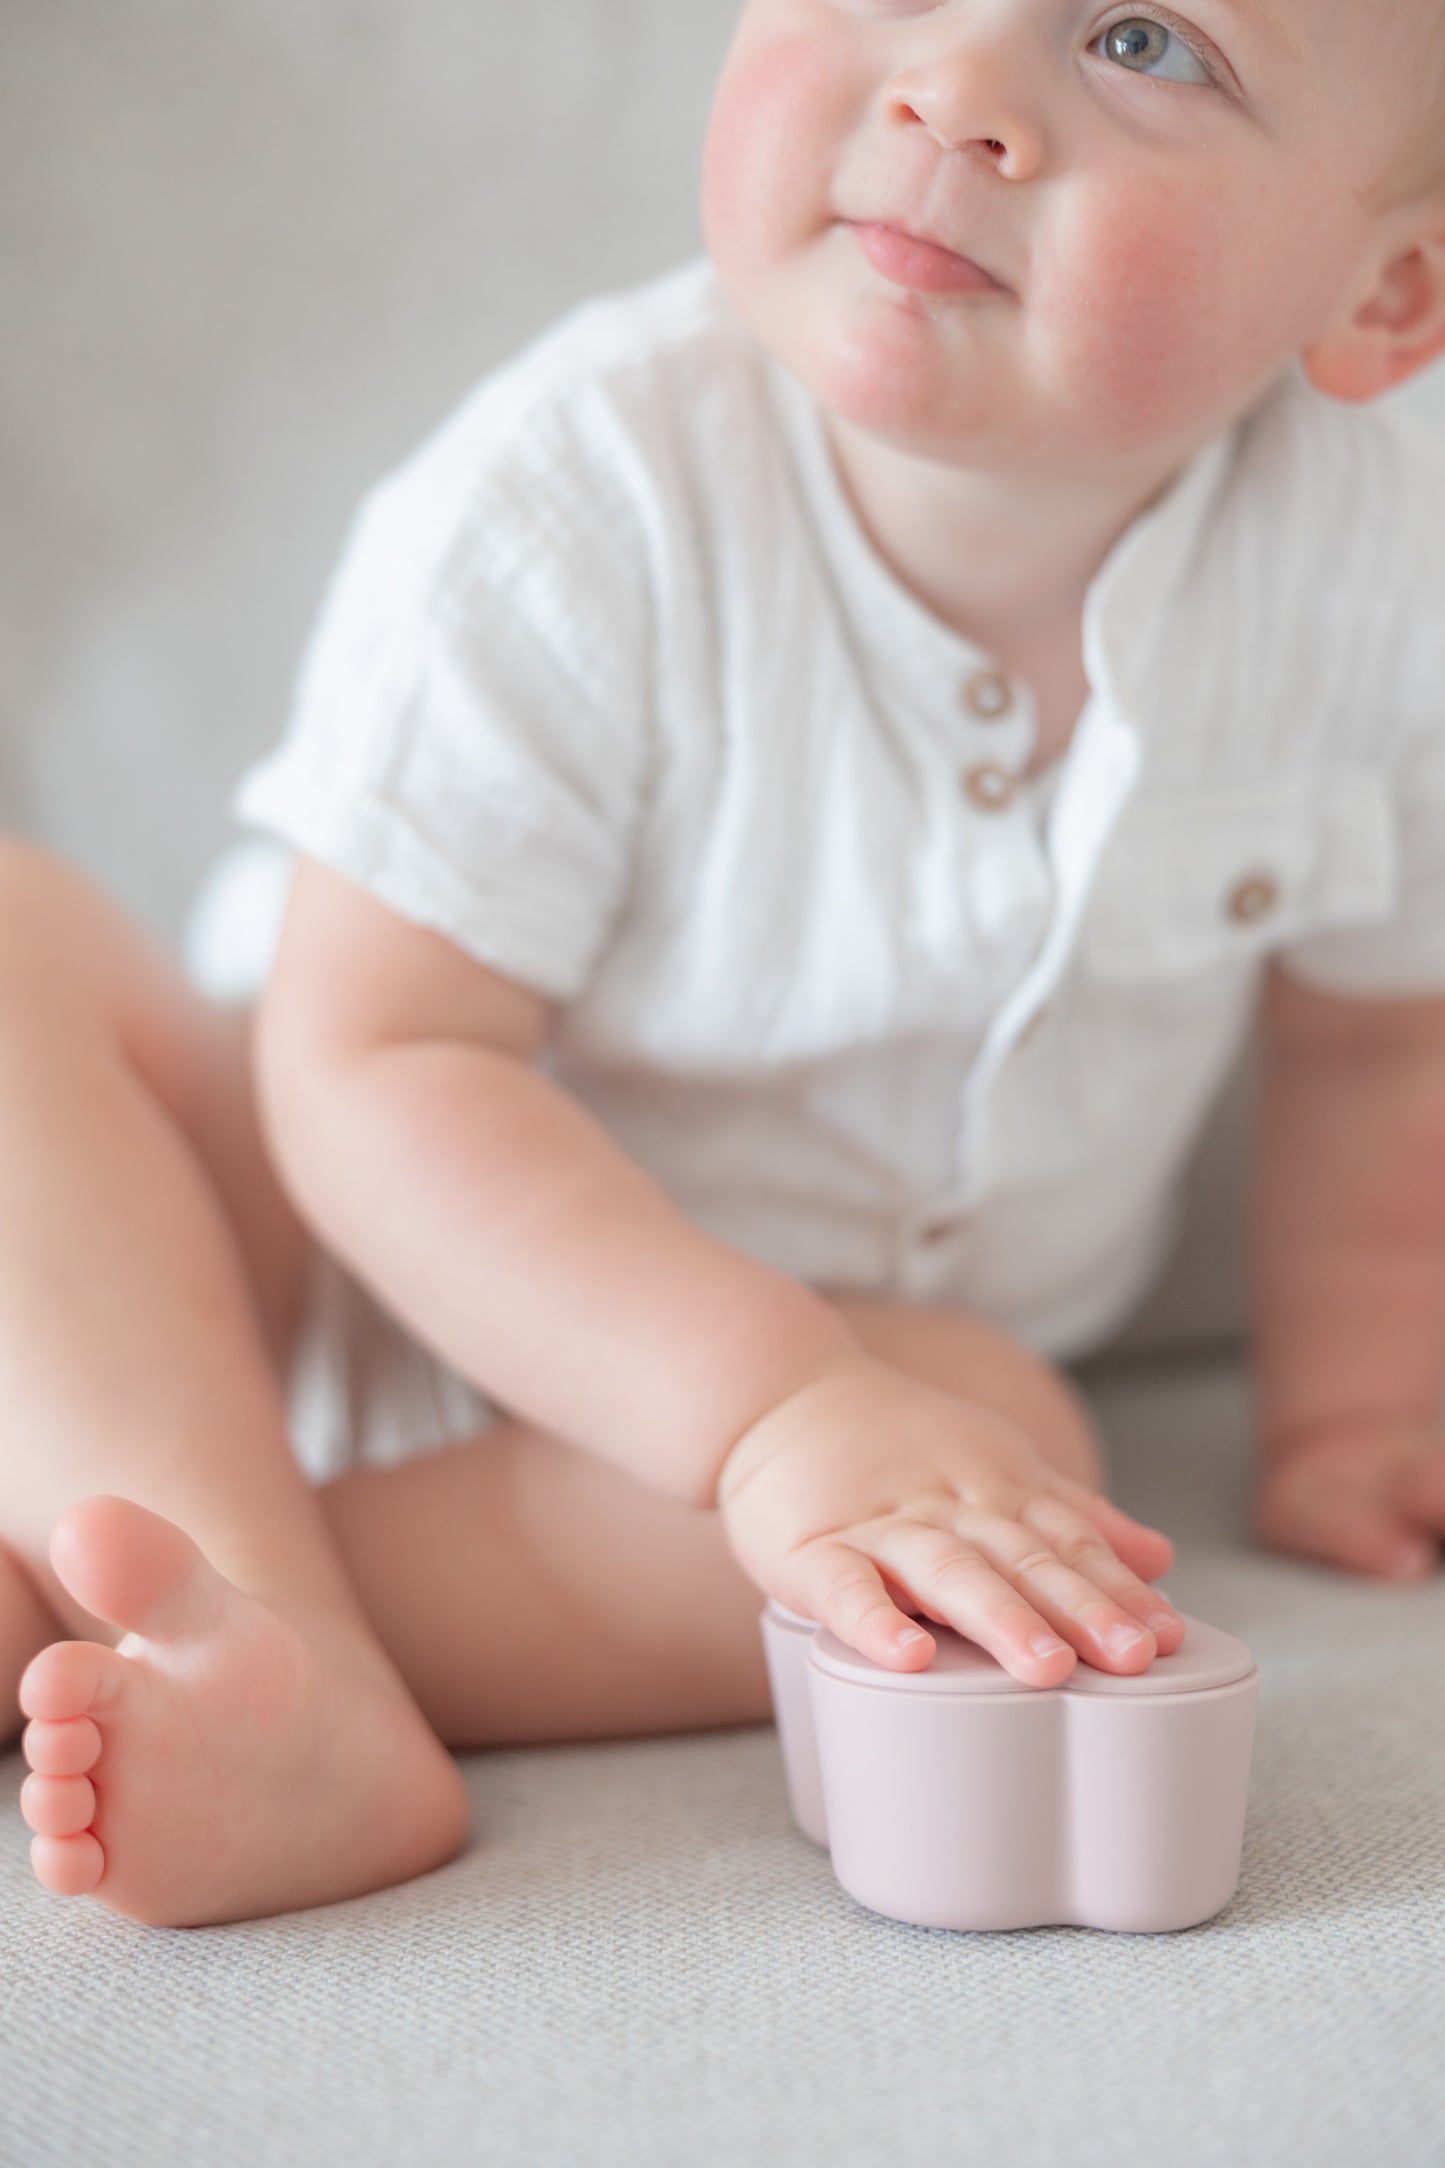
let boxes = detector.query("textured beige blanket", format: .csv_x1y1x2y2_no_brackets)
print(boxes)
3,1354,1441,2168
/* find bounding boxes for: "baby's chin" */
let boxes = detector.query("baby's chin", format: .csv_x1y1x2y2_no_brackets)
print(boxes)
718,256,1018,452
758,298,1093,472
806,319,1021,459
712,242,1245,476
804,318,1269,481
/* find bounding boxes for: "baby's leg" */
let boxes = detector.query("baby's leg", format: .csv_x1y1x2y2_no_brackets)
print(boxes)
0,843,468,1924
319,1297,1109,1747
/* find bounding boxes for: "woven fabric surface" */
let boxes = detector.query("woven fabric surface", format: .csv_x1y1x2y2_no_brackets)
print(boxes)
2,1351,1442,2168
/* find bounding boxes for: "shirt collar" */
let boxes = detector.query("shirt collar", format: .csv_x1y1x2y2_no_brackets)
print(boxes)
771,356,999,723
770,349,1251,762
1081,416,1244,748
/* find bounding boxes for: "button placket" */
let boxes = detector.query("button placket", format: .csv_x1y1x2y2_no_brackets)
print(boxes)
955,666,1034,817
1015,1001,1052,1049
931,664,1055,1231
954,697,1143,1193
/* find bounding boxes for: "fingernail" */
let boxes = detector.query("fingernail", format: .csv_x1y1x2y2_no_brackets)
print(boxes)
1146,1610,1180,1636
1031,1632,1071,1658
1103,1622,1152,1656
896,1626,930,1647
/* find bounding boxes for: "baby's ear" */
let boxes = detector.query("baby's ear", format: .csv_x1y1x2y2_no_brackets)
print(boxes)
1302,214,1445,403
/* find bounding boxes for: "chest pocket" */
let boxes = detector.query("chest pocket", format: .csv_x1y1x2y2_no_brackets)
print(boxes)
1078,769,1397,985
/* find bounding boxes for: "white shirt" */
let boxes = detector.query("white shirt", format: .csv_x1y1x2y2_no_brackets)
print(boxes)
195,257,1445,1362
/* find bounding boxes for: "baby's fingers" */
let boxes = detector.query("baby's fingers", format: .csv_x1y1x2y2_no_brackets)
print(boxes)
1395,1448,1445,1569
863,1522,1078,1686
1256,1467,1432,1580
789,1540,940,1671
1039,1472,1176,1582
1015,1494,1185,1656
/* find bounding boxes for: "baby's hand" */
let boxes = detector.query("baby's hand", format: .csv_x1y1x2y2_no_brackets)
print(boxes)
1253,1417,1445,1581
716,1350,1185,1687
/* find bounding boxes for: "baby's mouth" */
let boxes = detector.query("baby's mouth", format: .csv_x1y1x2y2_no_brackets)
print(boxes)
846,220,1008,299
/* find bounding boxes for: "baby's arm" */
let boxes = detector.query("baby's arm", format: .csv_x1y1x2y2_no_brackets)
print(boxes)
257,860,1182,1679
1250,962,1445,1577
256,861,857,1509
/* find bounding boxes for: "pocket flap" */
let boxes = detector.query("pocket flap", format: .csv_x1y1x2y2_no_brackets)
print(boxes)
1080,770,1397,983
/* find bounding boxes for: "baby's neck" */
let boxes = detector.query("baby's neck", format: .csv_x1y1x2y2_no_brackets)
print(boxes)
822,413,1202,681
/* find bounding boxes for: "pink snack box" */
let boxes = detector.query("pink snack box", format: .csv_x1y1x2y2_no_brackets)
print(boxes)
761,1598,1259,1933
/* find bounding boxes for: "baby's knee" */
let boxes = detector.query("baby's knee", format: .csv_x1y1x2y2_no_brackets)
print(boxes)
0,837,65,940
960,1335,1105,1489
0,840,189,1061
823,1290,1107,1491
1027,1367,1106,1491
0,840,106,1000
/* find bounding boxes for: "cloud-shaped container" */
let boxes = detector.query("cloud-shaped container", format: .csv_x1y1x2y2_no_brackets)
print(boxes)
762,1600,1259,1933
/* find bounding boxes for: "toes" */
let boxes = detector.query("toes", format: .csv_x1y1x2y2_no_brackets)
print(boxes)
49,1496,214,1641
21,1772,96,1838
22,1716,102,1776
18,1640,122,1723
30,1831,105,1898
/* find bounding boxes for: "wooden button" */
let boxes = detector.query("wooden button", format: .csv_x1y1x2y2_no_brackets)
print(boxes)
962,763,1018,812
962,669,1014,722
1225,873,1280,925
919,1217,965,1247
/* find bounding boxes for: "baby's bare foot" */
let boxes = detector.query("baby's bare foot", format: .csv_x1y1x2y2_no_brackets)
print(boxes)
17,1496,469,1926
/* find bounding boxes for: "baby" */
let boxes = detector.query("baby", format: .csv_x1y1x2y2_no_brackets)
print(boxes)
5,0,1445,1929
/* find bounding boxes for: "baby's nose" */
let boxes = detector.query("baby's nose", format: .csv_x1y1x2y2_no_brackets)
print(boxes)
885,46,1046,182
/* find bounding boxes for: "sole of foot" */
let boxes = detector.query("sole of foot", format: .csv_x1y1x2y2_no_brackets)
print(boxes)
19,1495,470,1927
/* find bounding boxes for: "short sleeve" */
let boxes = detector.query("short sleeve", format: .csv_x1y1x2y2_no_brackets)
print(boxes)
233,368,654,1004
1278,726,1445,997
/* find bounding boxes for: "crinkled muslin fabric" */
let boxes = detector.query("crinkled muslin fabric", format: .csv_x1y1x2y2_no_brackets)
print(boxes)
3,1357,1442,2168
185,259,1445,1477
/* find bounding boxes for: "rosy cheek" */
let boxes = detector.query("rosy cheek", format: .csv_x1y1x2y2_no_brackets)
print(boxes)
701,32,842,275
1045,182,1238,441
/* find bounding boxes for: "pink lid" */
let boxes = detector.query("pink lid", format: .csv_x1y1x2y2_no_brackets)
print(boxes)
764,1599,820,1632
807,1612,1253,1696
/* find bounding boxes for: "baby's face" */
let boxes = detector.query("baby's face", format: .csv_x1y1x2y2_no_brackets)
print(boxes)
701,0,1441,472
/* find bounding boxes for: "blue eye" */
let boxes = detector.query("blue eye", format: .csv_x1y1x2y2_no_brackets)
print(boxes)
1096,16,1214,85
